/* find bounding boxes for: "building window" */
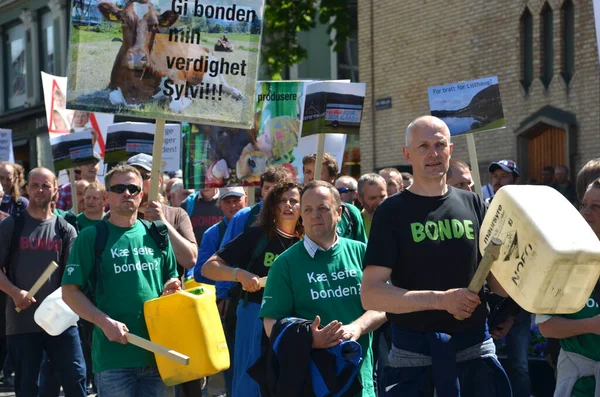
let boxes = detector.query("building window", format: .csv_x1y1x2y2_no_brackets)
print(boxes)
40,11,55,74
561,0,574,84
540,3,553,88
337,0,358,82
520,8,534,92
5,23,27,109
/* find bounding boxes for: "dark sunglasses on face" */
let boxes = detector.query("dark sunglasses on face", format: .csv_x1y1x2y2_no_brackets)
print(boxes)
337,187,355,194
109,184,142,195
74,169,81,175
140,173,151,180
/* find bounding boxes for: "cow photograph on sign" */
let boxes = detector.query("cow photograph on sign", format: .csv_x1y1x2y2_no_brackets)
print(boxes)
66,0,265,128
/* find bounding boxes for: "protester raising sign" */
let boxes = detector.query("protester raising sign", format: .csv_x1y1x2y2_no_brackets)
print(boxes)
105,122,181,172
66,0,265,129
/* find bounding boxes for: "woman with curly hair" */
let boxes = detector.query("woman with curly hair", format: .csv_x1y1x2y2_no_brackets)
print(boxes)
0,161,28,217
202,181,303,397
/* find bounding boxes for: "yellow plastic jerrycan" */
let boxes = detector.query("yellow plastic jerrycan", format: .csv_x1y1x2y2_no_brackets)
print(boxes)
144,287,230,386
183,276,202,291
481,185,600,314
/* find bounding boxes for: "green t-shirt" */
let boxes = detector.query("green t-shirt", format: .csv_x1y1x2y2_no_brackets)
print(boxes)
337,203,367,244
76,212,105,230
62,220,178,373
259,237,375,397
557,294,600,397
361,210,372,238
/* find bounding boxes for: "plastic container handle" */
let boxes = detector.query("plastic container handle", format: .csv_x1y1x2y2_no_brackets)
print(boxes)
125,333,190,366
16,261,59,313
454,238,502,321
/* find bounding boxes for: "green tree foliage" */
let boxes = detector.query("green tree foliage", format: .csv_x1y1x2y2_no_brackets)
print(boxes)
261,0,355,79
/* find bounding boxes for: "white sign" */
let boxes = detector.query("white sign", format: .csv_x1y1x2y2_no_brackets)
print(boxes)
105,122,181,172
293,133,347,183
0,129,14,162
162,124,182,173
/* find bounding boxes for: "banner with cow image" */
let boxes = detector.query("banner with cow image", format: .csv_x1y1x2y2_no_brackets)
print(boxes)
427,76,505,136
182,80,349,188
105,122,182,172
66,0,265,129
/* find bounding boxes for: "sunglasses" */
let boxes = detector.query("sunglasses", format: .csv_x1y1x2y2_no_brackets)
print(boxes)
109,184,142,195
337,187,355,194
74,169,81,175
140,173,151,181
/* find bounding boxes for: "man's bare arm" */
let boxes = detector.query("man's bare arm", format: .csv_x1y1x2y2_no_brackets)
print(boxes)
361,265,481,319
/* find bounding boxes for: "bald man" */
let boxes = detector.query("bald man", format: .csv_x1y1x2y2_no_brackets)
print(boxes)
0,167,86,395
361,116,510,396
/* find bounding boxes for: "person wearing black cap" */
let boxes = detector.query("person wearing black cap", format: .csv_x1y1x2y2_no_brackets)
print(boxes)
487,158,531,397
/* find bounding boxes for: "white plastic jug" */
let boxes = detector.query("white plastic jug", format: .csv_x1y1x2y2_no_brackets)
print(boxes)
481,185,600,314
34,287,79,336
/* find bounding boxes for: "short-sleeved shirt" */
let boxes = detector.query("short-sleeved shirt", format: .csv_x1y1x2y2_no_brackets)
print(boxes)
0,212,76,335
363,187,487,333
62,220,178,373
216,227,298,304
76,212,105,230
259,237,375,397
139,205,197,277
337,203,367,243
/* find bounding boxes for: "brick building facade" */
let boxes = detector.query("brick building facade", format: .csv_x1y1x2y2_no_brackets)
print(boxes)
358,0,600,183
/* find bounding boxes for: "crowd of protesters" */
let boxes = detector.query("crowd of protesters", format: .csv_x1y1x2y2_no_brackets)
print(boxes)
0,115,599,397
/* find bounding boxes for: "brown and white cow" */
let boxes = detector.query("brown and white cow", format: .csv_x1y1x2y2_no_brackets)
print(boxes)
98,0,244,112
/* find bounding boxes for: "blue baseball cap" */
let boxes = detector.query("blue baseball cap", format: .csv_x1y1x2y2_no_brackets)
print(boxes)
489,160,520,177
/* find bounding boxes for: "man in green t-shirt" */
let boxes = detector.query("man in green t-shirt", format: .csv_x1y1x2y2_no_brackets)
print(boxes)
260,180,386,397
76,182,106,230
356,173,387,237
62,164,181,397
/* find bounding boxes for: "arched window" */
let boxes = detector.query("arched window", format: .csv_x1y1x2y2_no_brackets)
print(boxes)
561,0,574,84
540,3,553,88
520,8,534,92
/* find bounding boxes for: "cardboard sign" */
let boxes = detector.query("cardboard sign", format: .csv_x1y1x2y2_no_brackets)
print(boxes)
427,76,505,136
105,122,181,172
0,129,14,162
66,0,265,128
301,82,366,137
51,130,95,172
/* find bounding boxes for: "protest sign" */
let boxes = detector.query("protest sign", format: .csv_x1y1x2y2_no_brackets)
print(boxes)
0,129,14,163
301,82,366,137
427,76,505,136
66,0,265,128
182,80,305,188
293,133,347,183
50,130,96,172
105,122,181,172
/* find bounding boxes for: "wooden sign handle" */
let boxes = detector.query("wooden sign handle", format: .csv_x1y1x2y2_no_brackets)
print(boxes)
454,237,502,320
313,134,326,181
69,170,78,215
126,333,190,366
16,261,59,313
148,119,166,203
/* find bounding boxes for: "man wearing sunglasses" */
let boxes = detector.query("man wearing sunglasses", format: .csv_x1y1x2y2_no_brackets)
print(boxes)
62,164,181,396
125,154,198,274
334,176,358,206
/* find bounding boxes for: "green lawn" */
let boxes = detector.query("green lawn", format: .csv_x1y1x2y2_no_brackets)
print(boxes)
470,117,506,133
204,32,260,42
71,26,121,45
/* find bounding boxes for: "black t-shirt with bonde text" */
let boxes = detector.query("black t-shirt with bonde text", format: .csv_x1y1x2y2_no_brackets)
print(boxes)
216,227,299,304
364,186,488,333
